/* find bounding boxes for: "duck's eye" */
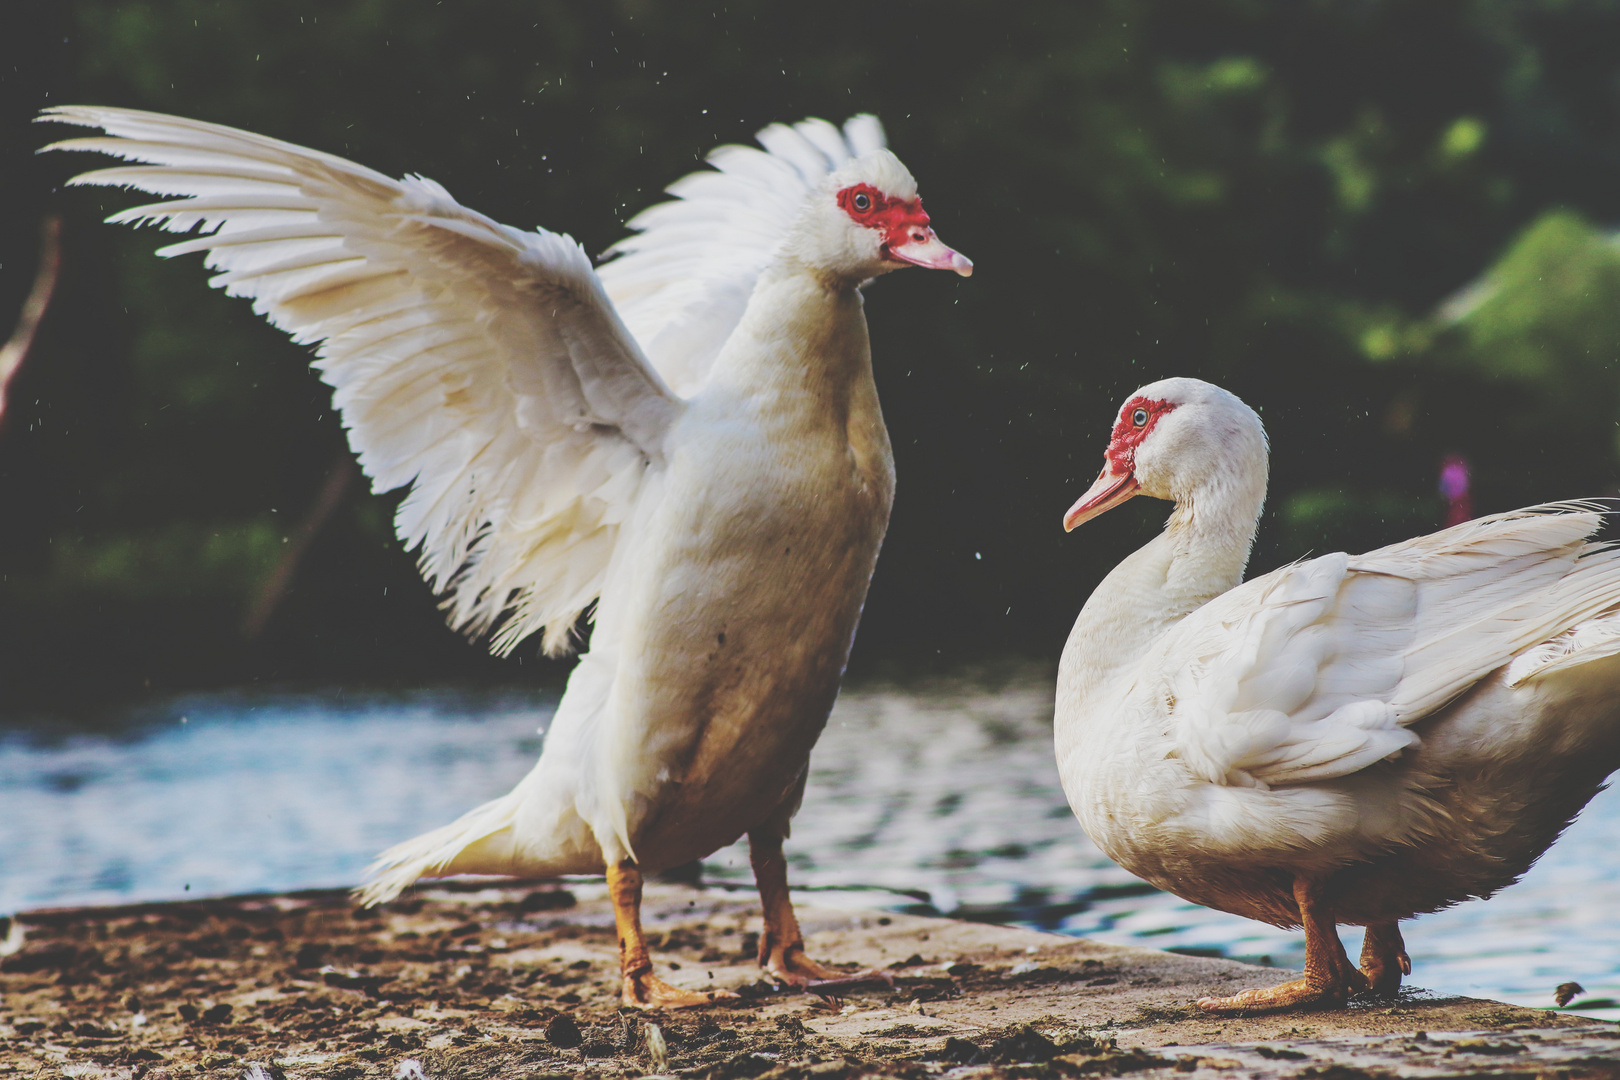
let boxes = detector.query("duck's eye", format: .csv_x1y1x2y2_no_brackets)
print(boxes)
1131,407,1149,427
853,192,871,212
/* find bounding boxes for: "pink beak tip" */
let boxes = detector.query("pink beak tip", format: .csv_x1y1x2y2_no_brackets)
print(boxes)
1064,468,1140,532
888,234,973,276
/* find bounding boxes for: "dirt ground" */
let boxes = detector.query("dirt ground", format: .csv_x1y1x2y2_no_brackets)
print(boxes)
2,879,1617,1079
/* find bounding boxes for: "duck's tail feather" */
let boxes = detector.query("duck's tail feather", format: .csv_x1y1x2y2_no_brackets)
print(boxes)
355,789,536,907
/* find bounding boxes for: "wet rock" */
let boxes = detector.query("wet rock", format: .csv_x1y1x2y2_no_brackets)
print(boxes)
0,941,81,973
543,1013,582,1049
1446,1037,1526,1055
519,889,576,912
183,933,232,959
706,1051,778,1079
1055,1047,1176,1075
293,942,328,969
1254,1044,1308,1060
321,967,389,994
578,1036,616,1058
980,1023,1061,1063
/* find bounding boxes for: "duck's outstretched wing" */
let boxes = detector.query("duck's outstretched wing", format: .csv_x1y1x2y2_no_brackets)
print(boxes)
1154,503,1620,790
598,114,885,396
41,105,682,656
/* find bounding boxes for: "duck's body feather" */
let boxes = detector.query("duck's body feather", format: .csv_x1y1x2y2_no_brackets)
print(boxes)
42,107,930,914
377,273,894,889
1057,384,1620,933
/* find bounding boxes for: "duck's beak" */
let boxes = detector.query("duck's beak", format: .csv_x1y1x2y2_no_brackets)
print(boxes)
1063,463,1140,532
886,228,973,276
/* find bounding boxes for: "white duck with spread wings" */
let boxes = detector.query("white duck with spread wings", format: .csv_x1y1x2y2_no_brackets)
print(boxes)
1056,377,1620,1014
43,105,971,1007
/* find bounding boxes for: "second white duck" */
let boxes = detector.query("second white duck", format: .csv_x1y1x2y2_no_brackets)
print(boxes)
1056,377,1620,1014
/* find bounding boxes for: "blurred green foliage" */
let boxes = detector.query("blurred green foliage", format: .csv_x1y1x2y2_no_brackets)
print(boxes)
1277,486,1443,561
1439,210,1620,444
6,0,1620,710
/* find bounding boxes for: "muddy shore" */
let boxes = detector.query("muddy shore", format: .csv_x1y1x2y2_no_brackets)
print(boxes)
2,880,1615,1079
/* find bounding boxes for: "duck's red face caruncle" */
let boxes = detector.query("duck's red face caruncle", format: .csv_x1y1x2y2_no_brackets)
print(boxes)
836,183,973,276
1063,396,1177,532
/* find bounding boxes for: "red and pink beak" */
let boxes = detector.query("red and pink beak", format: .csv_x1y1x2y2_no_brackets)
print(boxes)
886,228,974,276
837,183,974,276
1063,463,1140,532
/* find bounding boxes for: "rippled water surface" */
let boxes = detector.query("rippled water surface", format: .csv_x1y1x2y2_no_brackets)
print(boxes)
4,678,1617,1020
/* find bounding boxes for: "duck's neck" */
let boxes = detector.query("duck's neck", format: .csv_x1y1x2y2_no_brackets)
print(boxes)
1058,472,1266,712
705,262,871,406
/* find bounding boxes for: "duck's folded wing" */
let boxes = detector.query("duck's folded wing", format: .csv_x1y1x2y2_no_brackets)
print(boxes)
598,115,885,396
1156,503,1620,789
41,105,682,656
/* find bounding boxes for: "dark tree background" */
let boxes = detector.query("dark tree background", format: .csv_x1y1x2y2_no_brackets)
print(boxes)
6,0,1620,713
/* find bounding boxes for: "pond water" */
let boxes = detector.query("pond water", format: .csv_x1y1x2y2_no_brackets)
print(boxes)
3,677,1617,1021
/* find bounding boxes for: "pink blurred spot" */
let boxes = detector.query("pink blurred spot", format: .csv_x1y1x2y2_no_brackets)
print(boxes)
1440,454,1472,527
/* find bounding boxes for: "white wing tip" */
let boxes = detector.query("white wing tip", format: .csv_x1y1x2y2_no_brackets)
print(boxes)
35,104,105,127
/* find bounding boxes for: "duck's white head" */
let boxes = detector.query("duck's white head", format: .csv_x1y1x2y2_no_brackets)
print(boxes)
788,148,972,283
1064,377,1268,532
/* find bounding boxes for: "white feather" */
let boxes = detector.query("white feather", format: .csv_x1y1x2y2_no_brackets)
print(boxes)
599,115,887,397
44,105,944,913
1057,378,1620,912
42,104,683,657
1159,505,1620,792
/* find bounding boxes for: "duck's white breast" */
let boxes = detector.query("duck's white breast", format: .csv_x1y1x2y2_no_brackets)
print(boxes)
586,277,895,868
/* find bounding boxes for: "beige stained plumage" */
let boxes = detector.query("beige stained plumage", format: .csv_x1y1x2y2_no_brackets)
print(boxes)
43,105,971,1007
1056,377,1620,1013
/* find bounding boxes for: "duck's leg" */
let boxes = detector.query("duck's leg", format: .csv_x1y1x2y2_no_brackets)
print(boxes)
1359,920,1410,996
749,805,892,990
607,858,736,1009
1197,876,1369,1014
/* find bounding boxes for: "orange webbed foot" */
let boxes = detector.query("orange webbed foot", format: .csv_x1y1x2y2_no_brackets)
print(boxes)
749,825,895,995
621,970,740,1010
761,942,894,992
1200,875,1376,1015
1197,966,1369,1015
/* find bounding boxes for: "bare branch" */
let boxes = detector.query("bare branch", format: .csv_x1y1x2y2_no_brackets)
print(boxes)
241,454,360,640
0,215,64,429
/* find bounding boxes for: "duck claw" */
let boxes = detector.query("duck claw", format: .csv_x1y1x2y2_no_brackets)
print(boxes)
1358,922,1410,997
763,946,894,996
621,972,740,1010
1197,969,1366,1015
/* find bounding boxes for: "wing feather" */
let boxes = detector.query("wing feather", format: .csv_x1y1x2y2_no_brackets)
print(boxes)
1158,504,1620,789
41,104,683,656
